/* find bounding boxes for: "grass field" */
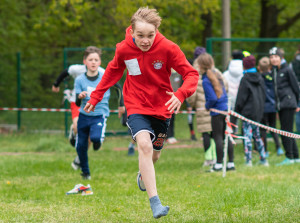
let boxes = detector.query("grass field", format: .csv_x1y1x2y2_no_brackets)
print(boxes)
0,132,299,222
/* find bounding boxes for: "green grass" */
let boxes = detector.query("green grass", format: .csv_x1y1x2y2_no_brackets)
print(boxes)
0,133,299,222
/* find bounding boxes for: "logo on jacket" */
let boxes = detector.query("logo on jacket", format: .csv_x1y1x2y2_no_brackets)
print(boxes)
152,60,164,70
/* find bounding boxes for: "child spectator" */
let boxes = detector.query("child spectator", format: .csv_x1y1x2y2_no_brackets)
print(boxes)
84,7,198,219
74,46,124,179
187,50,217,167
289,45,300,132
235,55,268,166
200,53,235,172
258,56,283,156
269,47,300,165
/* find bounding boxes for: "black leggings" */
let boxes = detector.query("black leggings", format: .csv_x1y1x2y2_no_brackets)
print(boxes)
260,112,281,152
279,109,299,159
211,115,234,163
202,132,212,152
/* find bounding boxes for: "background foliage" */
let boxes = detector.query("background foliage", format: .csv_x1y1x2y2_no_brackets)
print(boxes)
1,0,300,108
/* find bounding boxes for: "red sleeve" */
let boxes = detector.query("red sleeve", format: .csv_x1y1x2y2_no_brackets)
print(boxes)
170,44,199,102
88,48,126,106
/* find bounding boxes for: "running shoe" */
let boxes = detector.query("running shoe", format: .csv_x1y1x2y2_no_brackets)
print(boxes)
68,124,76,147
276,158,294,166
66,184,91,195
277,148,284,156
71,156,80,171
81,172,91,180
137,171,146,191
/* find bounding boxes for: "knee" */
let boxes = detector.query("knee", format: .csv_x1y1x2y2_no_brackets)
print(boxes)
138,139,153,156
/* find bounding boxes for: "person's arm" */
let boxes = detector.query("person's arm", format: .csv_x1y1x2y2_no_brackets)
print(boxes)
288,68,300,103
112,82,124,107
170,44,199,103
84,48,126,113
202,80,218,110
52,68,69,92
112,82,125,118
234,78,248,113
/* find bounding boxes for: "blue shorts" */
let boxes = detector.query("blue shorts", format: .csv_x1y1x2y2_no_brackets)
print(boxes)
127,114,170,151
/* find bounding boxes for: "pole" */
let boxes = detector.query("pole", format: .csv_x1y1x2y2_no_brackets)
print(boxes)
222,98,231,177
63,48,69,137
222,0,231,71
17,52,21,131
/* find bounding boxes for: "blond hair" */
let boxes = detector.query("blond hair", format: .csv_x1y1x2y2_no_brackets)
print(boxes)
258,56,270,73
83,46,102,59
131,7,162,30
197,53,223,98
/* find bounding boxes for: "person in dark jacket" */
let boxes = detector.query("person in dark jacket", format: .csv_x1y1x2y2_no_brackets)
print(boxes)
289,45,300,132
258,57,283,156
269,47,300,165
235,54,268,166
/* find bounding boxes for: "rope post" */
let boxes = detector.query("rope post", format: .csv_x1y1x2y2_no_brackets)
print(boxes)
222,98,231,177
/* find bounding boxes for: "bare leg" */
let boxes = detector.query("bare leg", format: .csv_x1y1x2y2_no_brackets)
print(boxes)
136,131,157,198
136,131,169,218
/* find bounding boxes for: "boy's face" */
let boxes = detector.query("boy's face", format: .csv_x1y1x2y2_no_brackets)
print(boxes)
83,53,101,72
269,55,281,67
130,21,157,52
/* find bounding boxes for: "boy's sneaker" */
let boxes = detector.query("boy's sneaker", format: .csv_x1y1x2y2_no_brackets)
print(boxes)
71,156,80,170
66,184,93,195
68,124,76,147
128,146,135,156
71,161,80,170
137,171,146,191
276,157,294,166
93,142,101,151
294,158,300,163
259,159,269,167
81,172,91,180
277,148,284,156
81,186,93,196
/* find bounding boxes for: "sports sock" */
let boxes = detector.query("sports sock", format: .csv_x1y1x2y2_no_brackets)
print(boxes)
149,195,169,219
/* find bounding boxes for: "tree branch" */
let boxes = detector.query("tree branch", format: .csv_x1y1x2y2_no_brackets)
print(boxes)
277,11,300,33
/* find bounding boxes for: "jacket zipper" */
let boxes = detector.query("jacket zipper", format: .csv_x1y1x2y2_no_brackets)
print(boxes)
274,68,280,110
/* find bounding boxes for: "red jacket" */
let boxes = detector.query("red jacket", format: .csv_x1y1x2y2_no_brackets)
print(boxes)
89,26,199,119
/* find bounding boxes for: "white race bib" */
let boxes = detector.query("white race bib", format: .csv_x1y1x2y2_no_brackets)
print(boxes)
124,58,141,76
87,86,96,97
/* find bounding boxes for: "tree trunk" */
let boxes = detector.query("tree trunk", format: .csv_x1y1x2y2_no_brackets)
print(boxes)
201,11,213,47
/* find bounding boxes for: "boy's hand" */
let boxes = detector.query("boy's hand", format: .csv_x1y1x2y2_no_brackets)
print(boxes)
79,91,88,99
118,106,125,118
296,107,300,112
52,85,60,92
84,103,95,113
165,91,182,114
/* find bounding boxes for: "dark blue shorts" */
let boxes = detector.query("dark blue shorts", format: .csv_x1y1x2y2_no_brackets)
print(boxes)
127,114,170,151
